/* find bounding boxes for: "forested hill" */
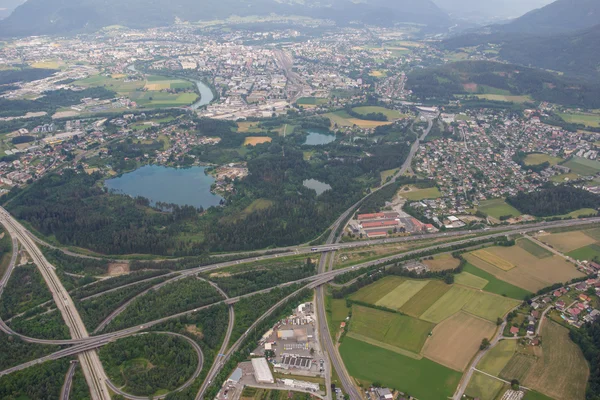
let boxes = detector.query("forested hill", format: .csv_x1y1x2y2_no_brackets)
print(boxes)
442,24,600,80
494,0,600,35
0,0,450,37
406,61,600,108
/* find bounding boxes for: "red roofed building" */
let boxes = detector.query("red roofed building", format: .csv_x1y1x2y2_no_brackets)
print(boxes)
365,230,389,238
357,213,385,221
361,220,399,229
556,300,566,310
570,308,582,317
510,327,519,335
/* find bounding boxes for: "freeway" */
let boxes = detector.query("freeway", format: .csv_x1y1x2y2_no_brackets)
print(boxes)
60,361,77,400
0,208,111,400
105,332,204,400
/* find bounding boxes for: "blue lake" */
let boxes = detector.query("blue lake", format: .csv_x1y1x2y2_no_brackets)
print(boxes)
105,165,223,209
304,130,336,146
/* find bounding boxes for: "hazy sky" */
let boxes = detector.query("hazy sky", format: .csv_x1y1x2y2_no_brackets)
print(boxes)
433,0,555,21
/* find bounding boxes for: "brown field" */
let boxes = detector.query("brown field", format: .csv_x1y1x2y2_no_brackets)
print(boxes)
470,249,515,271
464,246,583,292
422,312,497,371
523,321,589,400
499,353,537,382
108,262,129,276
423,253,461,271
237,121,260,132
538,231,597,253
243,137,273,146
144,82,171,90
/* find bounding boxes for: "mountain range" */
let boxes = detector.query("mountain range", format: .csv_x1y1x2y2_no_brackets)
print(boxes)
0,0,450,37
432,0,553,23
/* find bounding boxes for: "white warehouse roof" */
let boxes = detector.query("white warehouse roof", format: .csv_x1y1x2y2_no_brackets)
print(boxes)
251,357,274,384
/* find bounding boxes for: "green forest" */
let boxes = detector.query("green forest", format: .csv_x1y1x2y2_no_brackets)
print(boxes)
570,320,600,399
0,331,60,370
0,358,70,400
507,186,600,217
0,265,52,320
99,333,198,396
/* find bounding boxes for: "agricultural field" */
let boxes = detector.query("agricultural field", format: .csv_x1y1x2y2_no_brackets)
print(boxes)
463,292,520,322
348,305,434,355
550,173,580,183
478,198,522,219
455,271,488,289
422,253,461,271
423,312,497,371
558,111,600,128
351,106,404,120
501,352,537,382
538,230,598,253
349,276,405,304
462,263,532,300
399,186,442,201
236,122,262,133
475,94,532,103
144,75,194,90
465,371,506,400
568,243,600,261
243,137,272,146
340,337,462,400
323,110,394,129
399,280,451,317
523,153,563,166
522,321,589,400
478,340,517,376
374,280,428,310
464,245,584,292
563,156,600,176
516,239,553,258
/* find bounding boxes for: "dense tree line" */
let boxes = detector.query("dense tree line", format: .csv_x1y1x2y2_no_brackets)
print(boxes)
71,270,170,299
0,265,53,320
9,310,70,340
105,278,222,332
99,334,198,396
344,106,387,121
70,366,91,400
570,320,600,399
0,358,70,400
75,277,169,331
11,135,36,145
230,285,302,345
513,151,551,173
206,258,315,297
57,270,96,291
43,248,110,276
0,68,58,85
0,331,60,370
507,185,600,217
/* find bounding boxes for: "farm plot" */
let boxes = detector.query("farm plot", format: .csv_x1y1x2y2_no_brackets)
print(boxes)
455,271,488,289
516,239,553,258
399,280,451,317
349,305,433,355
539,231,598,253
422,253,461,271
470,249,515,271
340,337,462,400
478,198,521,219
523,153,563,166
400,186,442,201
422,312,497,371
465,371,506,400
563,156,600,176
349,276,404,305
243,137,272,146
500,353,537,382
351,106,404,120
462,263,532,300
478,340,517,376
375,280,429,310
420,285,476,323
462,292,520,322
567,243,600,261
522,321,589,400
464,246,583,293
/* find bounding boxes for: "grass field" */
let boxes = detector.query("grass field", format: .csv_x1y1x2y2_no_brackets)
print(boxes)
567,243,600,261
465,371,506,400
563,156,600,176
423,312,497,371
478,198,522,219
516,239,553,258
375,280,428,310
464,246,583,293
400,186,442,201
539,231,597,253
323,111,394,129
399,280,451,317
551,172,580,183
584,227,600,241
420,285,476,323
349,276,404,305
558,112,600,128
422,253,461,271
523,153,563,166
340,337,461,400
462,292,520,322
478,340,517,376
325,295,350,340
462,263,532,300
243,137,272,146
349,305,434,354
351,106,404,120
455,271,489,289
523,391,555,400
500,353,537,382
522,321,589,400
236,122,261,133
476,94,532,103
470,249,516,271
